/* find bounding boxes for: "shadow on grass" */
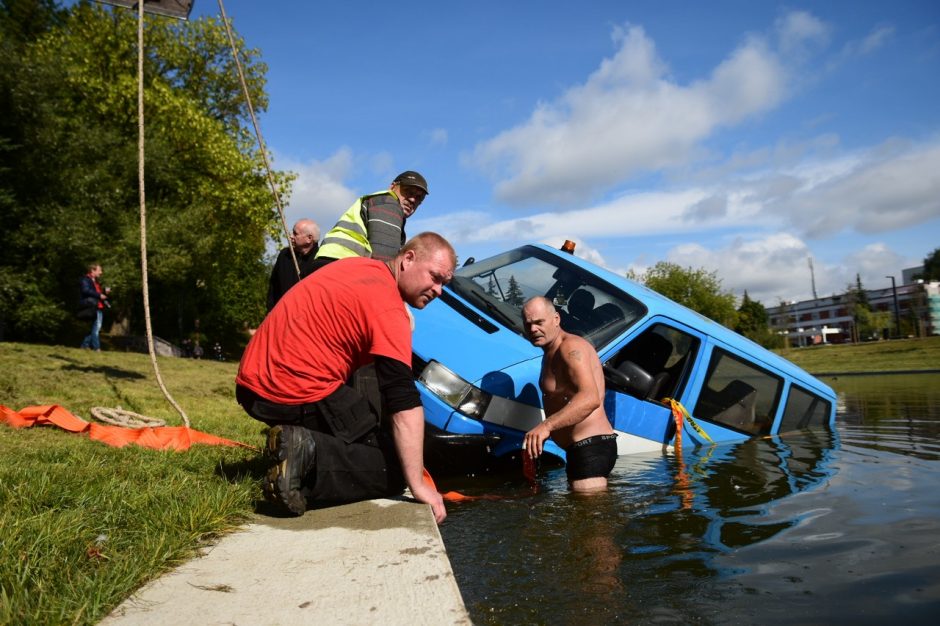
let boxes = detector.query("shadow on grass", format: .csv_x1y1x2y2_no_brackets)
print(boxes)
59,363,147,380
49,353,146,380
218,454,268,483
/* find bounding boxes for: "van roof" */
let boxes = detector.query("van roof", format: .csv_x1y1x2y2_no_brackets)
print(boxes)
530,244,836,400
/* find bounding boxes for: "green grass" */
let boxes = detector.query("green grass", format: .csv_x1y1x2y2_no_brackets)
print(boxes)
774,335,940,374
0,342,267,625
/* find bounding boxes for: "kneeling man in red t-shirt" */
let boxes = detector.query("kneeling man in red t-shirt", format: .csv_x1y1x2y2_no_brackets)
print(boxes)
236,232,455,523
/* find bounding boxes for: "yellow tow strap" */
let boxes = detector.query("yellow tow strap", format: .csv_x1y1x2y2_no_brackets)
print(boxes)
660,397,714,510
663,397,714,446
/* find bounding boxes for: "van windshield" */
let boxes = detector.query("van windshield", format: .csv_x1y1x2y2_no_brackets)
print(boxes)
448,246,646,349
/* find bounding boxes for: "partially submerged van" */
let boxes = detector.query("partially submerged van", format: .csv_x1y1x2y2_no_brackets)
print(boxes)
411,243,836,471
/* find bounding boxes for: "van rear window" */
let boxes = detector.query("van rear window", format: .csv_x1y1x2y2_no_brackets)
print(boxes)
694,350,783,435
778,385,832,432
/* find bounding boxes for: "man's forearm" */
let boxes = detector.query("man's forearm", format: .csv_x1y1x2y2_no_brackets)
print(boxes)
544,392,598,431
391,406,427,491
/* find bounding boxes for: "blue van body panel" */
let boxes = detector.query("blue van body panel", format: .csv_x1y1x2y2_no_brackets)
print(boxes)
411,243,837,469
604,392,674,443
412,298,538,386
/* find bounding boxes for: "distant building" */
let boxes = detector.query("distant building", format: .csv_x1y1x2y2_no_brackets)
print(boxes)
766,279,940,345
902,265,924,285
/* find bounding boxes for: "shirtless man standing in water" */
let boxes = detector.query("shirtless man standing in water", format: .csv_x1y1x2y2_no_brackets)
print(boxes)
521,296,617,492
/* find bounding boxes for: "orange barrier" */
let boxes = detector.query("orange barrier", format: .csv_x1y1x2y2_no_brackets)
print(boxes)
0,404,255,452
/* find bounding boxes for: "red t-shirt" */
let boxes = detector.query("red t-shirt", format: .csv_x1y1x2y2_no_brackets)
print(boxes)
236,257,412,404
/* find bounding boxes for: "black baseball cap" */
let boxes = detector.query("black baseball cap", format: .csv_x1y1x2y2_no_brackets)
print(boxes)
393,170,429,194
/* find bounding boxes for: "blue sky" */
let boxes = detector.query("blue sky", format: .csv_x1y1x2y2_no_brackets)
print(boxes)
167,2,938,303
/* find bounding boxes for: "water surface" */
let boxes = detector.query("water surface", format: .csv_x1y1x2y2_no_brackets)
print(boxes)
438,373,940,624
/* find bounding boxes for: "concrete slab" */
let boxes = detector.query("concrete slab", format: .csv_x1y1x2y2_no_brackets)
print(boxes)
101,498,470,625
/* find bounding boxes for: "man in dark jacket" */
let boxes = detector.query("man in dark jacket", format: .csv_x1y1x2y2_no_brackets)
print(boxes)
79,263,110,351
266,218,320,311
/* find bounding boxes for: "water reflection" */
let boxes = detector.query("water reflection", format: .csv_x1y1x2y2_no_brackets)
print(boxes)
441,429,839,623
827,373,940,461
439,374,940,624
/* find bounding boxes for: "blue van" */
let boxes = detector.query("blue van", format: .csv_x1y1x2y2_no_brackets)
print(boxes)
411,243,836,471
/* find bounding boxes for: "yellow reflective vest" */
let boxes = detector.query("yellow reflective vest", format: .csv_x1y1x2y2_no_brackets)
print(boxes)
315,190,405,262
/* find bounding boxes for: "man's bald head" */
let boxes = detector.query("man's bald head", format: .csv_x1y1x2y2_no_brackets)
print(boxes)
291,219,320,254
523,296,562,349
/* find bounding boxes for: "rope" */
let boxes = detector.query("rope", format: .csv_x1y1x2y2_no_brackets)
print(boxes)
136,2,191,428
120,3,298,430
90,407,166,429
216,0,300,279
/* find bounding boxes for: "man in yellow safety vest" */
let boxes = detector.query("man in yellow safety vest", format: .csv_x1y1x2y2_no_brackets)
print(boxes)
312,171,428,271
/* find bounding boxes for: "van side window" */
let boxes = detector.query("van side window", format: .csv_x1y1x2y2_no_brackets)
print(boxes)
778,385,832,432
606,324,699,402
694,350,782,435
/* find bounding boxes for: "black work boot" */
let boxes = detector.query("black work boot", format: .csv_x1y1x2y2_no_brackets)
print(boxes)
263,425,316,516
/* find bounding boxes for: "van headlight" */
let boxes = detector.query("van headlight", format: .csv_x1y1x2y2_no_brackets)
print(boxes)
418,360,492,420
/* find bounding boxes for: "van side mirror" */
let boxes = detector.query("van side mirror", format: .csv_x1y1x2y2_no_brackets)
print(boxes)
603,361,653,399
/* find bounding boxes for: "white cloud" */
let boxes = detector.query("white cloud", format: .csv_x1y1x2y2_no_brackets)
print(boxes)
426,190,713,247
468,18,798,206
756,140,940,237
662,232,815,303
428,128,448,147
775,10,829,59
840,243,908,292
858,25,895,55
439,135,940,268
276,148,359,236
641,233,917,306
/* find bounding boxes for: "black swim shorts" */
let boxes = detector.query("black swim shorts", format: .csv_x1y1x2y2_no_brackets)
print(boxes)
565,433,618,481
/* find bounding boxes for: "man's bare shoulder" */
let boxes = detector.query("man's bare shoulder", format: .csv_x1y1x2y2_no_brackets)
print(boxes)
558,332,599,360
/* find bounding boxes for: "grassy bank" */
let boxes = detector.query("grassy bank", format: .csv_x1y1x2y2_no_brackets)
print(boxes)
0,342,264,625
774,335,940,374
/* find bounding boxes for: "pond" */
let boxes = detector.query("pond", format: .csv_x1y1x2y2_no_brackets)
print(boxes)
438,373,940,624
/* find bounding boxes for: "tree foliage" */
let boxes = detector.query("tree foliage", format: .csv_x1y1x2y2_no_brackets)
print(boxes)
734,291,766,334
0,1,292,349
635,261,738,328
840,274,896,340
918,247,940,281
734,290,781,349
506,275,524,306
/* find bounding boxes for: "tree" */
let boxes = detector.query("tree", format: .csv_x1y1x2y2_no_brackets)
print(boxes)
843,274,872,342
0,2,292,349
485,275,498,297
506,275,524,306
734,291,765,334
734,291,781,349
854,306,892,341
638,262,738,328
918,247,940,281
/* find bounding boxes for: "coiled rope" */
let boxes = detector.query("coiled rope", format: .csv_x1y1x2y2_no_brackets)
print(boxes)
89,407,166,429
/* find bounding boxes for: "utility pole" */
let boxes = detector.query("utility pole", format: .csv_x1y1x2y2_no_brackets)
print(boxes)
886,275,901,339
808,257,818,300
